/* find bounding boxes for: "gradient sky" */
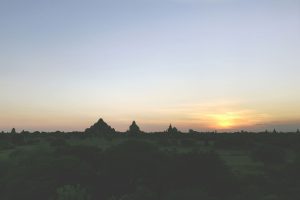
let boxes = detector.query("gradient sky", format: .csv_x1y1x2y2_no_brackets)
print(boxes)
0,0,299,132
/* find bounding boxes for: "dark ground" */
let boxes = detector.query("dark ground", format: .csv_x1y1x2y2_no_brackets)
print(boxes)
0,130,300,200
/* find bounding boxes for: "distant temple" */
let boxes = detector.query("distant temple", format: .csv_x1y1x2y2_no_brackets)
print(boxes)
85,118,115,135
128,121,142,134
167,124,179,134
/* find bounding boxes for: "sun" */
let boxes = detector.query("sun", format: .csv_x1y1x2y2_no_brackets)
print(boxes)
218,117,234,127
210,112,239,128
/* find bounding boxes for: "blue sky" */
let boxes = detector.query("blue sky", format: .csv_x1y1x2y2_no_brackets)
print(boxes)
0,0,299,132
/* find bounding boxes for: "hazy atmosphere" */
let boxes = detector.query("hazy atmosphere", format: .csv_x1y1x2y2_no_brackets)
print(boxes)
1,0,299,132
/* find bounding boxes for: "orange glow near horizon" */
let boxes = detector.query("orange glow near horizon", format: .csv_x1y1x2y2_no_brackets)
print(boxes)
0,100,299,132
203,108,275,130
209,113,240,129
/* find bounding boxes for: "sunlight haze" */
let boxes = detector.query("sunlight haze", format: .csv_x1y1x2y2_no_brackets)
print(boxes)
0,0,299,132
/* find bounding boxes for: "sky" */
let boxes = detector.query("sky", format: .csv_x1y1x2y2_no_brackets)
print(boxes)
0,0,299,132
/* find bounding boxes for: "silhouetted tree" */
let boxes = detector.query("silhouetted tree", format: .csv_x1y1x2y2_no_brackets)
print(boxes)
297,129,300,133
265,129,269,134
173,127,178,133
33,131,41,134
273,129,277,134
189,129,199,134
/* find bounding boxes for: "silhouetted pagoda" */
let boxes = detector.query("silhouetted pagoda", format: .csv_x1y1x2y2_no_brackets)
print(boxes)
85,118,115,135
167,124,178,134
128,121,142,134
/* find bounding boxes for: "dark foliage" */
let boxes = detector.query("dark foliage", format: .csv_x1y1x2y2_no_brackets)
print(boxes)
1,119,300,200
0,139,239,200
